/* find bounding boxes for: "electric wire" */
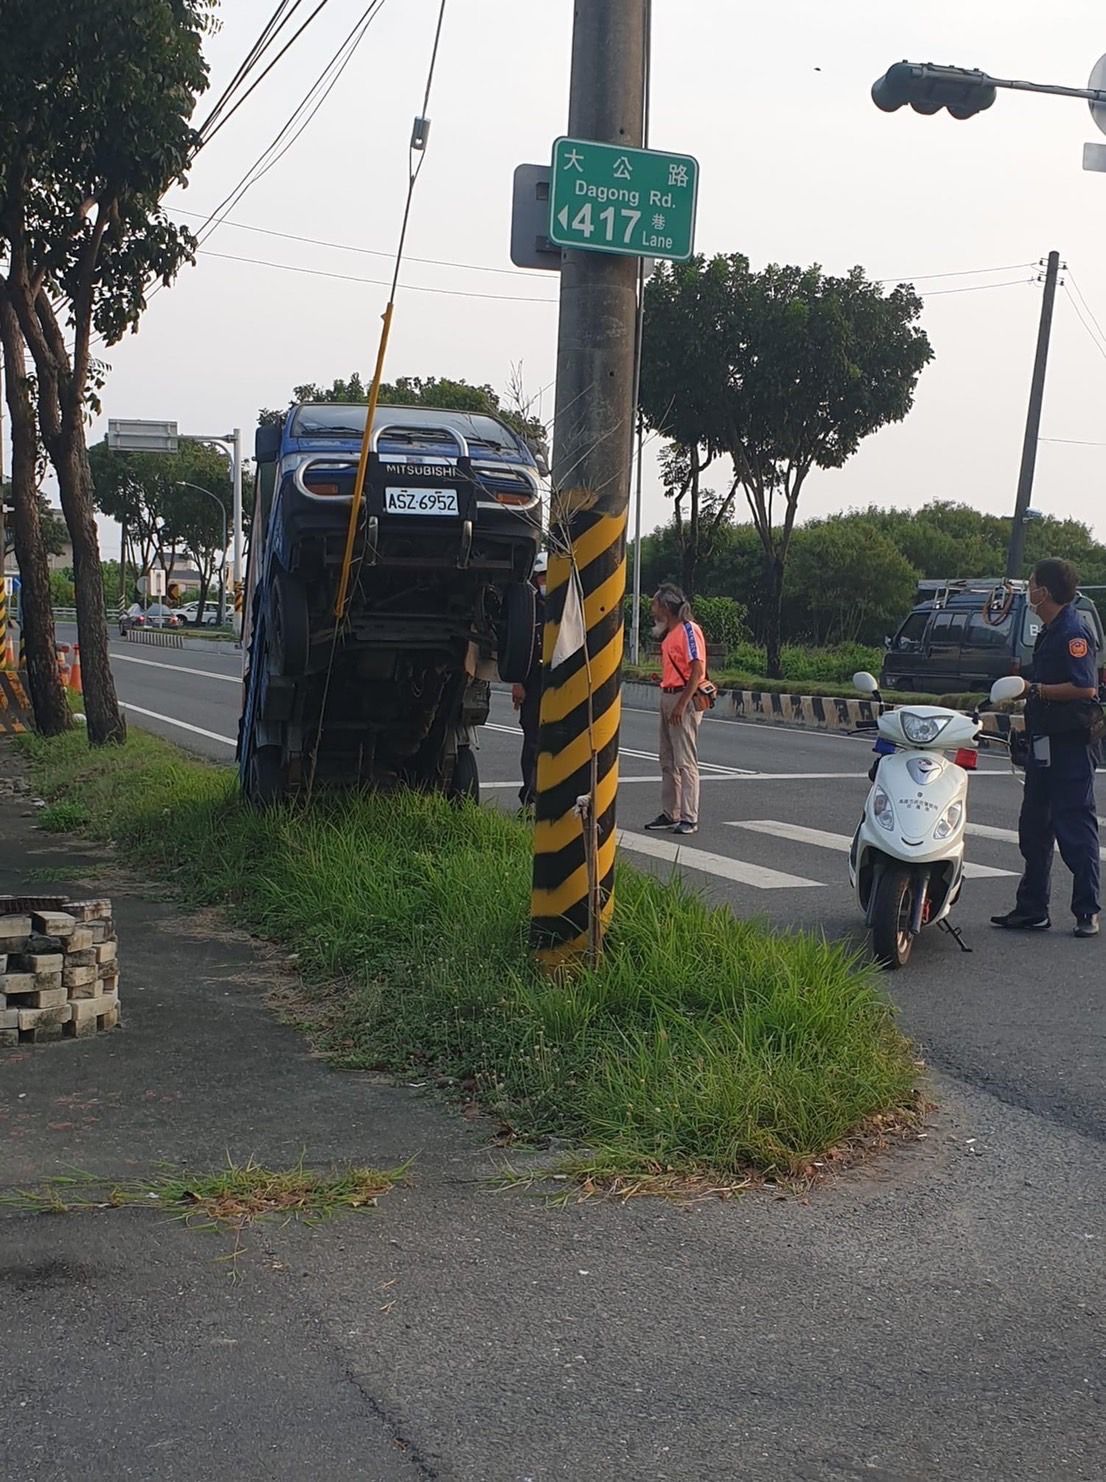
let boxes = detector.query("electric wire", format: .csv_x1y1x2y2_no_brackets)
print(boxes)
200,0,335,149
198,247,556,302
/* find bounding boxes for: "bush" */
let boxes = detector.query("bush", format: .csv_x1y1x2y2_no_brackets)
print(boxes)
723,643,885,685
19,728,918,1178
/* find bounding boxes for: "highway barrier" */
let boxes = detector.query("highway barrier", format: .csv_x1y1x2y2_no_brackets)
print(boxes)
124,628,184,650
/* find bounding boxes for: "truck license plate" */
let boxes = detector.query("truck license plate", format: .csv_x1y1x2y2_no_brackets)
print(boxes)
384,488,459,515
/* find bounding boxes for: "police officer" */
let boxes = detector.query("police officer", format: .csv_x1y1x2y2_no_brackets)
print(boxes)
992,558,1101,938
513,551,547,813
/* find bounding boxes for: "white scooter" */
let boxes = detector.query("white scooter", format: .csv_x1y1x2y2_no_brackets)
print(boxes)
848,672,1023,969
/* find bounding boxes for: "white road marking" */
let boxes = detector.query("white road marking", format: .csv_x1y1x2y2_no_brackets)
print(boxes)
483,721,755,776
617,829,823,890
111,652,241,684
969,820,1106,862
121,703,236,747
728,819,1016,880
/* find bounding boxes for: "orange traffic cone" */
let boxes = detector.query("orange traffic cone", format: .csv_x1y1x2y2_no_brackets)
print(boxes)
69,645,83,693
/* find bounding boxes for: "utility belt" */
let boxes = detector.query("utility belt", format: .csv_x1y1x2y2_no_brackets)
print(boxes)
1026,696,1106,742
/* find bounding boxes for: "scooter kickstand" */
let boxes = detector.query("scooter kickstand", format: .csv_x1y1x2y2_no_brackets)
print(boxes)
938,918,973,953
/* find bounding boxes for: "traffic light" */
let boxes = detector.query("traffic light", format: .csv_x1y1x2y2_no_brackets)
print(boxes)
872,62,997,120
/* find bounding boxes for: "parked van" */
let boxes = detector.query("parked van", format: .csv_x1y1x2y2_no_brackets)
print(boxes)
880,578,1106,697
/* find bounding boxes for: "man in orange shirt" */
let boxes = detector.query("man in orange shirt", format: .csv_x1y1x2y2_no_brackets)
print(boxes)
644,585,707,836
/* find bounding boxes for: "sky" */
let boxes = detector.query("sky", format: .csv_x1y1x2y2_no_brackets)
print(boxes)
56,0,1106,559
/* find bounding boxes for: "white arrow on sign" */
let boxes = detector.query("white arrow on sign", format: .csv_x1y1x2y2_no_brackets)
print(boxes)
557,206,569,230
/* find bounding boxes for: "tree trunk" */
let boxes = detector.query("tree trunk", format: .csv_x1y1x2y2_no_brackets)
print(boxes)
680,457,701,599
20,291,125,746
0,297,70,735
762,553,786,680
52,428,126,745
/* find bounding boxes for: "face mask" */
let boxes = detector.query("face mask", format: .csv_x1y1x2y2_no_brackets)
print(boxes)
651,619,667,639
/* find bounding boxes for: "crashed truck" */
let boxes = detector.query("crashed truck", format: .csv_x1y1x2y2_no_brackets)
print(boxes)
237,402,544,805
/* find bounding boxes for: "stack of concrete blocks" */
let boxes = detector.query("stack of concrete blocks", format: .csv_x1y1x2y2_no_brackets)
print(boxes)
0,897,119,1047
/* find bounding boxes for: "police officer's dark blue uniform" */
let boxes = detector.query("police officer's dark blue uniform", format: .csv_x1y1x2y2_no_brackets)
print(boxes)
993,571,1101,936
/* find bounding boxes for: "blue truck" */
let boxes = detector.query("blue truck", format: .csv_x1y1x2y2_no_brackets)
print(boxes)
238,401,544,804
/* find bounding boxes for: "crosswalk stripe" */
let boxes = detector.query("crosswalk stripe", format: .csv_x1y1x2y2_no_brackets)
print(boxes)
617,829,824,890
728,819,1017,880
968,820,1106,863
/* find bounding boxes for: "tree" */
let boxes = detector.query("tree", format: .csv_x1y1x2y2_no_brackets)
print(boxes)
90,440,233,620
0,297,69,733
0,0,213,743
641,256,933,677
788,518,919,645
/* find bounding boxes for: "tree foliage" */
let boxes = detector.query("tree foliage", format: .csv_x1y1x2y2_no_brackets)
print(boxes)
0,0,214,743
640,254,933,675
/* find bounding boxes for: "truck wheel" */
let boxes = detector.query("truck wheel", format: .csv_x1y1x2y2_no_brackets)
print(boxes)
246,745,286,807
270,570,310,677
449,746,479,804
497,581,536,684
870,865,916,970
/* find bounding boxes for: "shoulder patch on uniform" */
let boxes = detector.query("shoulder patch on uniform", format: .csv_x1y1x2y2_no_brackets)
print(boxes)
1069,636,1089,659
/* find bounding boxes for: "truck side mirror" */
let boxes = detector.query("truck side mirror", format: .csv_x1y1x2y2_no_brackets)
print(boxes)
255,424,281,464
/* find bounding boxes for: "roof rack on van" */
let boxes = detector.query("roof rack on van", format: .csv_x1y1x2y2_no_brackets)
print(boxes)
914,577,1026,610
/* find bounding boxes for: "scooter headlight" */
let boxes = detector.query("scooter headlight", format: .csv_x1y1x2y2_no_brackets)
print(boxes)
900,712,950,745
872,786,895,831
933,800,964,841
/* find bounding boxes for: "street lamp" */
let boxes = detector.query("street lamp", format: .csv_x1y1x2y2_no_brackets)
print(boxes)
175,481,228,627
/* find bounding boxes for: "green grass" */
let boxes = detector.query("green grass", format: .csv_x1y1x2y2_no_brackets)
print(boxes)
16,728,919,1179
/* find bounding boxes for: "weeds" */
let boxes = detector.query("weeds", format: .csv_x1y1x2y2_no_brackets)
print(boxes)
17,728,920,1179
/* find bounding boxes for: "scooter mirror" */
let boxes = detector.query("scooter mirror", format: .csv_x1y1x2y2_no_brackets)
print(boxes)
853,671,880,696
989,676,1027,705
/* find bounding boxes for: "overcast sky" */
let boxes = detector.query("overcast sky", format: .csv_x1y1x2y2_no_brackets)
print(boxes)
74,0,1106,558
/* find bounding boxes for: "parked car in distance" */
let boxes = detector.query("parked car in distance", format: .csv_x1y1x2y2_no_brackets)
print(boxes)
179,600,222,626
119,602,183,636
880,578,1106,697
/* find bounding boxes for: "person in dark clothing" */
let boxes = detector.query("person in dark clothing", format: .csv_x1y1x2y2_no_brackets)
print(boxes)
514,552,547,811
992,558,1102,938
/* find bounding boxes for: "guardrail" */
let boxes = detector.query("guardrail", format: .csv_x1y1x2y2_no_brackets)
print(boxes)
124,627,184,650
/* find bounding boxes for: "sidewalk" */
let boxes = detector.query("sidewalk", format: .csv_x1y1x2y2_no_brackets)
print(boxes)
1,751,1103,1481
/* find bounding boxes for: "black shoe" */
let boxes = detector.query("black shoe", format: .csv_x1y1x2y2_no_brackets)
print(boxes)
673,820,698,836
1074,915,1100,938
644,814,676,831
990,910,1051,931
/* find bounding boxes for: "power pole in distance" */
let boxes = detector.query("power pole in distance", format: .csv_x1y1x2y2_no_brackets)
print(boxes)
530,0,647,967
1006,250,1060,579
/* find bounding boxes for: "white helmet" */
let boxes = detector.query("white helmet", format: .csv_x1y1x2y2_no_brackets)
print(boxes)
532,551,548,575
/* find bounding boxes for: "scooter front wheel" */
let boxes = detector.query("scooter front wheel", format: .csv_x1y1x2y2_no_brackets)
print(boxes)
870,865,917,970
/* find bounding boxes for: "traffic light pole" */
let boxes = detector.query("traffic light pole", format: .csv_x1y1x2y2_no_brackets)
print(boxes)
530,0,647,968
1006,250,1060,580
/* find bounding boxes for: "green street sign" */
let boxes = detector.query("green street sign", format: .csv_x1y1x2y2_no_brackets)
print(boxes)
548,137,699,261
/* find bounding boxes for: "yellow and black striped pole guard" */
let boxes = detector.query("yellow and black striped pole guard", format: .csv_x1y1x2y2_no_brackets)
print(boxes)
530,497,627,968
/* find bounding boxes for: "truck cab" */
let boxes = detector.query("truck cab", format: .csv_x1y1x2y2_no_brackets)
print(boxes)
238,402,543,804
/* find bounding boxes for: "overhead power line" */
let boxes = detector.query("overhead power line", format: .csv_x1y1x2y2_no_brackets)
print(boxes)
199,248,557,304
199,0,336,149
1060,281,1106,365
197,1,307,141
168,205,549,280
196,0,389,244
917,276,1035,298
879,261,1035,284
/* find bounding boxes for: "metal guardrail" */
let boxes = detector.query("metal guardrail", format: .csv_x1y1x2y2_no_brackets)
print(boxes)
124,627,184,650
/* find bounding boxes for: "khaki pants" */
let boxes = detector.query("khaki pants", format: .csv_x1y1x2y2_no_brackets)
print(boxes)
659,692,702,825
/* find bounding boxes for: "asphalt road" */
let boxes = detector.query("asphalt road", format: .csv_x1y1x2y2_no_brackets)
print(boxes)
62,625,1105,1145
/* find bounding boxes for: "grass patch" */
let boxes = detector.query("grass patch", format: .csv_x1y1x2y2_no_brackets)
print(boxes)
622,665,983,709
15,727,919,1179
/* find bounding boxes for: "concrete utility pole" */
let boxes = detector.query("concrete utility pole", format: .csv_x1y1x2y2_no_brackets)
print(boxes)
1006,250,1060,580
530,0,647,967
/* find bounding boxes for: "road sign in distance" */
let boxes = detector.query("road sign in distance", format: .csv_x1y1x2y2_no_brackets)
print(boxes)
548,137,698,261
107,419,179,454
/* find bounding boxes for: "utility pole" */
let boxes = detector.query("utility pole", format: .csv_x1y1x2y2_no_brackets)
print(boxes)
1006,251,1060,579
530,0,647,967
